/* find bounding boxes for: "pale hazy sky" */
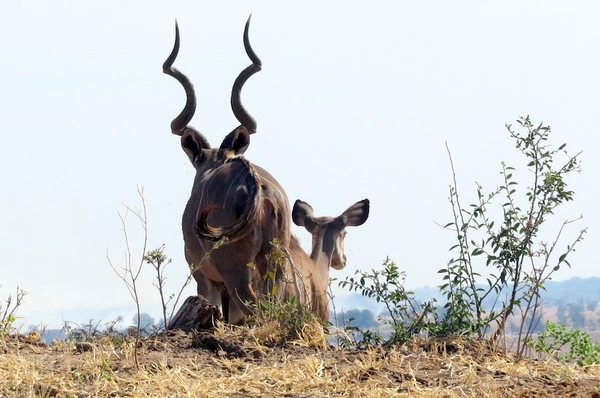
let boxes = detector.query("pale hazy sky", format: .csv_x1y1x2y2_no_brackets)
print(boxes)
1,1,599,329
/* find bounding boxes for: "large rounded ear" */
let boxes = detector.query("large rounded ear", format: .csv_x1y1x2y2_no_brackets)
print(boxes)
181,129,210,164
341,199,370,227
219,126,250,154
292,200,314,227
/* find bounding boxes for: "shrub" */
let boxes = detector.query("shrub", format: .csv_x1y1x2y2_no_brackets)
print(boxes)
340,257,435,345
439,116,586,358
527,321,600,366
0,286,27,339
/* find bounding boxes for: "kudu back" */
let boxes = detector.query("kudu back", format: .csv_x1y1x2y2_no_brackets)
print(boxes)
163,17,369,325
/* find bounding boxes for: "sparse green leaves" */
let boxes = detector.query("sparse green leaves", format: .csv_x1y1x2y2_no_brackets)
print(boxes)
144,244,180,330
527,321,600,366
339,257,435,345
439,116,586,354
0,286,28,338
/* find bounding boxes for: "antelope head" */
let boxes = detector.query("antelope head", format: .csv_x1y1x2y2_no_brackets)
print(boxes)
293,199,370,270
162,16,261,166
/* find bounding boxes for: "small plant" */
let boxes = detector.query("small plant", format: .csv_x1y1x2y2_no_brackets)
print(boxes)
107,186,149,367
339,257,435,345
144,244,193,330
62,317,126,345
261,238,289,298
253,298,322,342
249,239,324,346
144,245,171,329
335,313,382,349
0,286,28,338
440,116,586,358
527,321,600,366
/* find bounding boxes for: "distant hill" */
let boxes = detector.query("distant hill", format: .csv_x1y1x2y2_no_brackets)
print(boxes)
412,276,600,307
335,276,600,317
537,277,600,305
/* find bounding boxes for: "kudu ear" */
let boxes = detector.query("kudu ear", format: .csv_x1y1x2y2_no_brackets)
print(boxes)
341,199,370,227
181,129,210,164
292,200,315,227
220,126,250,155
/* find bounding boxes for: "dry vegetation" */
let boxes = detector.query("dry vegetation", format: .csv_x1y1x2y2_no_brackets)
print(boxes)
2,325,600,398
2,117,593,397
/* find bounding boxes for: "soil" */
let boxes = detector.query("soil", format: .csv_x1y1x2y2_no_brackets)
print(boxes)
2,329,600,397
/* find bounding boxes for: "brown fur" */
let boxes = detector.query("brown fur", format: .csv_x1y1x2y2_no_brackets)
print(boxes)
163,18,369,325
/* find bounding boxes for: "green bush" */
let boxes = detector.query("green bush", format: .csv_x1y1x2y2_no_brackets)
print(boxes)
527,321,600,366
339,117,586,358
439,116,585,358
339,257,435,345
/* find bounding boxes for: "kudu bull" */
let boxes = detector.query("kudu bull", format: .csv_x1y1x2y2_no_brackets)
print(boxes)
163,17,369,324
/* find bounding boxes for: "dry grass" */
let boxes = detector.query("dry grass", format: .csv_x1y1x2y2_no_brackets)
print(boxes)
1,328,600,397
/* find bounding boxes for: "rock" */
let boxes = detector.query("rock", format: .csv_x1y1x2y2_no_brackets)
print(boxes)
167,295,222,332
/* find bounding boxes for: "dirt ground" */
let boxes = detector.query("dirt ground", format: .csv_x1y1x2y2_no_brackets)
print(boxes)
2,329,600,397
